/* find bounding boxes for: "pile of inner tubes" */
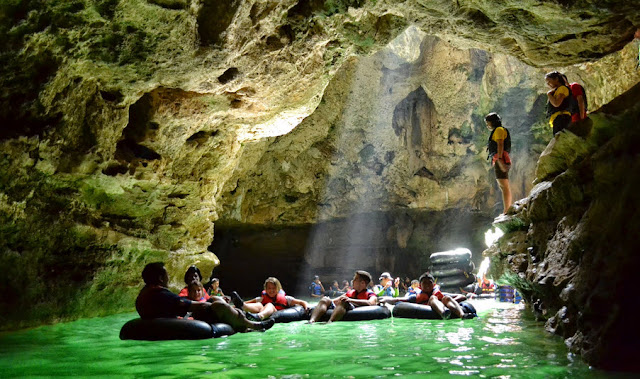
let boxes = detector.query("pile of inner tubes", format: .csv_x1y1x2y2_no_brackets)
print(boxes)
429,248,476,293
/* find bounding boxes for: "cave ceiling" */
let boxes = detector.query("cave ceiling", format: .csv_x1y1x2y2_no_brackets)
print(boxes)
1,0,639,228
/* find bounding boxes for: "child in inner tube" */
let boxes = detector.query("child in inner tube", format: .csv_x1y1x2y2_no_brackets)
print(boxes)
308,270,378,323
230,277,309,321
187,281,207,302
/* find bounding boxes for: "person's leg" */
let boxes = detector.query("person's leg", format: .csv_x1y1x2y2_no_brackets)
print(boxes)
242,302,264,313
328,301,349,322
553,114,571,135
496,178,512,214
199,300,275,332
442,296,464,318
256,303,277,320
309,297,331,323
428,296,448,318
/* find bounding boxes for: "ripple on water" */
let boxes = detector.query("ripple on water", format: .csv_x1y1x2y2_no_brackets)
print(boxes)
0,303,605,377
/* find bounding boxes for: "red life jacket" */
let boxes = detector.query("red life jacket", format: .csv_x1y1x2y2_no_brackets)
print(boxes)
345,289,375,300
261,290,289,310
415,285,444,304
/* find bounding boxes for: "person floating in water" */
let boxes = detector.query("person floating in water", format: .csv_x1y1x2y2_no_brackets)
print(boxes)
187,281,207,302
207,278,224,297
135,262,275,332
373,272,400,297
308,270,377,323
230,277,308,321
309,275,325,298
178,265,210,301
407,279,420,295
545,71,573,135
485,112,512,214
383,273,469,319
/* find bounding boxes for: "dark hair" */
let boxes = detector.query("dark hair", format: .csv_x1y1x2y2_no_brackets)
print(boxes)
184,265,203,285
545,71,564,84
484,112,502,128
355,270,372,284
418,272,435,283
142,262,166,285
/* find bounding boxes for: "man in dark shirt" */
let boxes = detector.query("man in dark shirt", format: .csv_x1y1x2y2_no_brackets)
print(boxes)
136,262,274,332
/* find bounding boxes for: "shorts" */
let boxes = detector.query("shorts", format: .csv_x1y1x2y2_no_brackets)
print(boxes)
329,299,355,311
494,160,511,180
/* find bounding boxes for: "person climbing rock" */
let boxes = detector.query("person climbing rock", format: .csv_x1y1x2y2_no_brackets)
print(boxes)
485,112,512,215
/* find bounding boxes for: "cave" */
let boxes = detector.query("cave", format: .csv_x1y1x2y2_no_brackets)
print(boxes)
1,0,639,375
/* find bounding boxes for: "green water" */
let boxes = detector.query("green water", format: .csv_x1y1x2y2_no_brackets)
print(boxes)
0,301,610,378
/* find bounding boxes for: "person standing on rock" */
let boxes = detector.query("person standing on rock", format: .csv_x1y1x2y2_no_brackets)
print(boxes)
485,112,512,215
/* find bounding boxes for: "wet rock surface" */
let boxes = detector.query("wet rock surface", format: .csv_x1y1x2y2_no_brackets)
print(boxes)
0,1,640,370
486,82,640,371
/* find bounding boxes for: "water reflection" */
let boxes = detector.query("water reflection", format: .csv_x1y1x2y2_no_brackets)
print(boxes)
0,304,600,377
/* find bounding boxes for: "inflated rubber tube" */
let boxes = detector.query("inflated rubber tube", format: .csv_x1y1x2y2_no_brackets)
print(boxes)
270,306,308,323
436,274,476,288
429,249,472,265
313,305,391,322
119,318,235,340
431,267,471,277
392,302,477,319
392,302,440,319
430,260,475,273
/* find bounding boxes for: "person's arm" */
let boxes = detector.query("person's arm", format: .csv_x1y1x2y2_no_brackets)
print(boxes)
244,296,261,304
547,88,567,107
347,295,378,307
495,138,508,170
577,95,586,119
380,295,410,304
289,297,309,310
208,295,226,303
188,301,211,312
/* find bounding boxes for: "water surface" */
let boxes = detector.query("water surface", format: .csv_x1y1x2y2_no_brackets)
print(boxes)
0,301,609,377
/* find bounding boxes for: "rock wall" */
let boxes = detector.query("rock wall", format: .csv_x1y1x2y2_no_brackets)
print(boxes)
0,4,639,370
486,82,640,372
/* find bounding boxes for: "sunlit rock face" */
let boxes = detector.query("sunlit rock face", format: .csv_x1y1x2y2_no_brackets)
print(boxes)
487,83,640,372
0,1,639,365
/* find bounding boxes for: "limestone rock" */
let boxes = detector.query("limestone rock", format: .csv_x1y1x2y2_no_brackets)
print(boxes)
486,82,640,372
533,130,593,184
